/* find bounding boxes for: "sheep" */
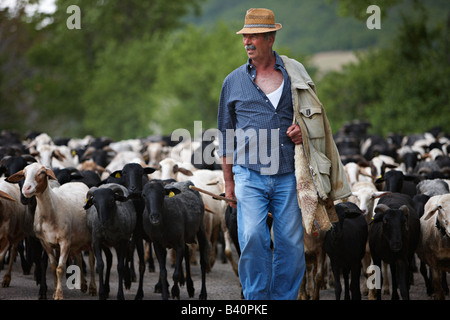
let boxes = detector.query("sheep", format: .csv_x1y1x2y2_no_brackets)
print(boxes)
7,163,96,300
368,193,420,300
416,179,450,197
158,158,226,269
324,202,368,300
298,229,327,300
1,155,50,298
0,179,33,287
108,162,156,300
416,194,450,299
84,183,136,300
142,179,210,300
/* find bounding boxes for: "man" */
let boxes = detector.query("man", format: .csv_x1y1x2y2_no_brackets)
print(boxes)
217,8,351,300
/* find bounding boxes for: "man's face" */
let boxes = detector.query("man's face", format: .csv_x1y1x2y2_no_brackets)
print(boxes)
242,33,273,61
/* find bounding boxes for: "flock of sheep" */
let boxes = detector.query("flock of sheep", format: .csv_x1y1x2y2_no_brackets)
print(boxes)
0,120,450,300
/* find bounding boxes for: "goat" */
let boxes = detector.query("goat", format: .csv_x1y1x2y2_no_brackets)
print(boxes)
368,193,420,300
7,163,96,300
324,202,368,300
84,183,136,300
142,180,209,300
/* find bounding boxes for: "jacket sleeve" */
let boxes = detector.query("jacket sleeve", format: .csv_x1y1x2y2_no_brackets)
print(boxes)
321,106,352,200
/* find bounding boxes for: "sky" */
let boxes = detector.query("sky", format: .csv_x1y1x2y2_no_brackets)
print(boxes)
0,0,56,15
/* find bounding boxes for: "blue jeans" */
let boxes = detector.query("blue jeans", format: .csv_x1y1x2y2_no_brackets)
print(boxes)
233,165,305,300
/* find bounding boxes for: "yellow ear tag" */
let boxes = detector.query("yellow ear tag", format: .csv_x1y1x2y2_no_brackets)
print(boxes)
169,191,175,198
115,173,121,178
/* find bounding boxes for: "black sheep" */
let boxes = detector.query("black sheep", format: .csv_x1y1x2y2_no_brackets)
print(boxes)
324,202,368,300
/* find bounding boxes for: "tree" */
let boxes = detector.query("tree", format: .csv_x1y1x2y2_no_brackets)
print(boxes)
319,0,450,135
24,0,205,139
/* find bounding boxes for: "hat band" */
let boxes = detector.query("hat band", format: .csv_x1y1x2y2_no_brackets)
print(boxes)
243,23,276,28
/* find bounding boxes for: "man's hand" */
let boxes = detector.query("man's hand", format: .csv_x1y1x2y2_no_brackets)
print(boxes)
286,124,303,145
225,180,237,209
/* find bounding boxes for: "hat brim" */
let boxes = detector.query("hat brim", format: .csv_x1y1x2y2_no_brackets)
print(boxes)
236,23,282,34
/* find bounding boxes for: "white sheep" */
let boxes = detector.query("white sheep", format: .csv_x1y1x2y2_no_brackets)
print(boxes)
8,163,96,300
416,194,450,300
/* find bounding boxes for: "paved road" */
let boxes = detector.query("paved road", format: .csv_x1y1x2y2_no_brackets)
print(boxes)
0,245,444,301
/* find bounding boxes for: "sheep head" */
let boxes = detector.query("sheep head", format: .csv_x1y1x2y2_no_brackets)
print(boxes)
7,163,57,198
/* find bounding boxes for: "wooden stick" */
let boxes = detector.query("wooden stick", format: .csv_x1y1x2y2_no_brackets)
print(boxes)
189,185,237,204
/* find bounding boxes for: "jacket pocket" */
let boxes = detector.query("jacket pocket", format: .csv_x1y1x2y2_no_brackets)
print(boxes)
309,146,332,198
300,107,325,139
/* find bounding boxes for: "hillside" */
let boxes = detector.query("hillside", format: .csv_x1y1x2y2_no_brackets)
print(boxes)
186,0,449,55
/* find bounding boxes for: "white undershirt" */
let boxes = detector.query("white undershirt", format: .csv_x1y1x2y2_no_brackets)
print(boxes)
266,79,284,109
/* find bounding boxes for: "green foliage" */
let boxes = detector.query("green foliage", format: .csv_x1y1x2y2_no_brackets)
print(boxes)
1,0,448,141
318,5,450,135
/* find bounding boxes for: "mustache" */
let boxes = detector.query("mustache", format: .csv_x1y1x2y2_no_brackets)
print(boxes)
245,45,256,50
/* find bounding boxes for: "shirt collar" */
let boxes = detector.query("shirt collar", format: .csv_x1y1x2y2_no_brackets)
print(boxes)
246,51,284,73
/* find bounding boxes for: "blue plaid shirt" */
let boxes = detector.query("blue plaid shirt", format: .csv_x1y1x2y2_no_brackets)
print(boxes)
217,51,295,175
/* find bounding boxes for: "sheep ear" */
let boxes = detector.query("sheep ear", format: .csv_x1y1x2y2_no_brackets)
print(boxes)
372,204,389,223
399,205,410,217
45,168,58,180
143,167,156,174
373,191,390,199
165,187,181,198
423,206,439,221
177,167,193,176
83,198,93,210
114,194,128,202
6,170,25,183
84,188,96,209
110,170,122,178
0,190,15,201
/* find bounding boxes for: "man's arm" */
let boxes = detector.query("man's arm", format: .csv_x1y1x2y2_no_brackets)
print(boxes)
221,156,236,209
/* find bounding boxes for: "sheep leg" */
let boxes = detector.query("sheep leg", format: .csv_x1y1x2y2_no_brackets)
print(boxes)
389,263,400,300
184,244,195,298
171,244,184,300
18,239,31,275
342,266,351,300
197,227,209,300
94,241,106,300
382,261,390,295
313,250,325,300
331,262,342,300
38,250,48,300
88,248,97,296
133,237,145,300
350,262,362,300
361,243,371,296
116,240,128,300
431,267,445,300
75,252,88,293
154,243,169,300
102,246,112,298
54,242,70,300
371,256,383,300
223,229,239,277
1,243,17,287
395,259,410,300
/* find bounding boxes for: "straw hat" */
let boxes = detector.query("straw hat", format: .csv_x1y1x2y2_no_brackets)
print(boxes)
236,8,282,34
